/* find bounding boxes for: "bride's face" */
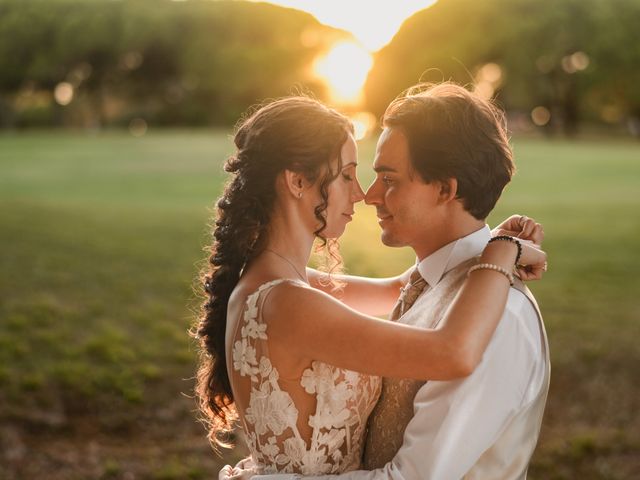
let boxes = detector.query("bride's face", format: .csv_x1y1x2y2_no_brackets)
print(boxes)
321,134,365,239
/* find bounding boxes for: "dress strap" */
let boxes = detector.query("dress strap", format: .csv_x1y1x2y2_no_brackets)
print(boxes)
234,278,307,342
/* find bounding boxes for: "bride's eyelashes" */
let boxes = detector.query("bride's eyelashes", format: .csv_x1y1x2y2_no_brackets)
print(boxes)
341,167,356,182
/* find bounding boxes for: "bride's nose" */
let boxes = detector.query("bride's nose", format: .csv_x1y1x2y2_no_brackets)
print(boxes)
351,177,365,203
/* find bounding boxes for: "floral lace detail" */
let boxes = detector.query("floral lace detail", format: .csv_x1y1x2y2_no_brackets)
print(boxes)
232,280,381,475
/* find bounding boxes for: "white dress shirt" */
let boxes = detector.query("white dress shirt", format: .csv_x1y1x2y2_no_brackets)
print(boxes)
254,226,546,480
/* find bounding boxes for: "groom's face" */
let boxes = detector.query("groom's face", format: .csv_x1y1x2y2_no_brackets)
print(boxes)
365,128,443,249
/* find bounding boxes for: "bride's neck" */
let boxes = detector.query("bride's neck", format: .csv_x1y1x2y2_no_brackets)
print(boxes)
263,213,314,273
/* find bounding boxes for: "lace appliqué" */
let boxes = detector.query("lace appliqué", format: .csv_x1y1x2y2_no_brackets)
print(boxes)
232,280,381,474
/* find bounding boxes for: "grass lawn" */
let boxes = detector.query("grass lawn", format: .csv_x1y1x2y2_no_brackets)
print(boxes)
1,130,639,479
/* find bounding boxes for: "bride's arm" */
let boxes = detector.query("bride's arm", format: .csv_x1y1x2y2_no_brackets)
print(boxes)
305,267,412,317
305,216,544,316
266,240,545,381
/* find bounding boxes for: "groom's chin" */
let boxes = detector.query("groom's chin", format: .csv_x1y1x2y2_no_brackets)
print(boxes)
380,230,402,247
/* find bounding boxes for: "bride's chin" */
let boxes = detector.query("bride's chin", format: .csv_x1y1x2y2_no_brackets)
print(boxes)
322,227,345,240
312,221,345,240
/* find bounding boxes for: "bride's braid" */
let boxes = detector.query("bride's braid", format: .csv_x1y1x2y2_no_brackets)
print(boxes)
193,97,352,447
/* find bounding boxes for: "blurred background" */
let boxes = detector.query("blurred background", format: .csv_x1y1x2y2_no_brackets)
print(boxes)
0,0,638,478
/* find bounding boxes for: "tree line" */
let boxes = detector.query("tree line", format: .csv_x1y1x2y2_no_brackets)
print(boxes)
1,0,638,135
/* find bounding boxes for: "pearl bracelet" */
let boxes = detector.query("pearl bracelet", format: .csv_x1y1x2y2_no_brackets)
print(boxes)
468,263,515,286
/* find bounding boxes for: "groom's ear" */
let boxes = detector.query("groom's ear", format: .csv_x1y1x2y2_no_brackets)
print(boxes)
436,178,458,204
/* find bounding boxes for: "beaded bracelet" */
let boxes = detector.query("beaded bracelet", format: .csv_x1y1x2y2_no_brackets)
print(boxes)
488,235,522,265
468,263,515,286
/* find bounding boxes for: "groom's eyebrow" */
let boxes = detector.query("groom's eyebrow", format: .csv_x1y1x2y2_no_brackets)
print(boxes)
373,165,397,173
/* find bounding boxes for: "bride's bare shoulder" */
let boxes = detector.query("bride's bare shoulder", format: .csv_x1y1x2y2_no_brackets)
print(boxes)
228,275,307,312
261,280,335,323
227,276,271,319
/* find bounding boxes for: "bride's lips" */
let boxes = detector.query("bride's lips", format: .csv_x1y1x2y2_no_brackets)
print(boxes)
342,212,354,221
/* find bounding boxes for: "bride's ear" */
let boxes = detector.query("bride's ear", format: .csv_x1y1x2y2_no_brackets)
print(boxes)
283,169,306,199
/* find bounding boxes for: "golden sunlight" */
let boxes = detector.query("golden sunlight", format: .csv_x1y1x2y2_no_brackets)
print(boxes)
350,111,377,140
242,1,438,107
313,41,373,106
255,0,437,51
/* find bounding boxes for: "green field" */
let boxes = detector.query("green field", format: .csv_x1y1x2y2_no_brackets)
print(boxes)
1,131,639,479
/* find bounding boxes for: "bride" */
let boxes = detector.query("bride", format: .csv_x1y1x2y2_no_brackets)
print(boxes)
193,96,545,475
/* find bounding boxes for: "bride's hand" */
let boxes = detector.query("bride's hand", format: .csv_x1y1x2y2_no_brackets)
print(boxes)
482,237,547,282
516,239,547,281
492,214,544,246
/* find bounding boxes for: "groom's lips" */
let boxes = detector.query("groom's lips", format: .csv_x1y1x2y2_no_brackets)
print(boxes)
377,213,393,225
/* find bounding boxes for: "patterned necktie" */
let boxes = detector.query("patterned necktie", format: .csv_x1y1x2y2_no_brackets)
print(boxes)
390,268,428,320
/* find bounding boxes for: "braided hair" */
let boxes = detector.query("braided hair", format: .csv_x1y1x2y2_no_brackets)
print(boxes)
194,96,353,446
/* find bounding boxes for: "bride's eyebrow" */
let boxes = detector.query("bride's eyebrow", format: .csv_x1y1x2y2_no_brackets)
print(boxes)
341,162,358,170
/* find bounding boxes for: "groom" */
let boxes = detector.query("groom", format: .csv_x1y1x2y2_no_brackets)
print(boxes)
230,82,550,479
350,83,549,479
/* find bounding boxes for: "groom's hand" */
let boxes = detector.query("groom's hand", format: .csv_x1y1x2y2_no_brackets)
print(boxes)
219,457,256,480
219,465,237,480
493,215,544,246
219,465,254,480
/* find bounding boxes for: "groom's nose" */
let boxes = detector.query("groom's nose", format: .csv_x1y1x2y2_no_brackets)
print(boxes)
364,179,382,206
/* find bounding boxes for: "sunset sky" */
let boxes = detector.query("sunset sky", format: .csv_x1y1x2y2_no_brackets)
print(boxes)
249,0,437,51
237,1,438,125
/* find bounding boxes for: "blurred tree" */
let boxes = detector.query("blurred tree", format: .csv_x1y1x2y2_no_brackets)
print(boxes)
364,0,640,136
2,0,638,132
0,0,345,128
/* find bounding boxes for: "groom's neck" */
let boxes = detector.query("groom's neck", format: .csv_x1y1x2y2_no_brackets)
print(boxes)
414,214,485,261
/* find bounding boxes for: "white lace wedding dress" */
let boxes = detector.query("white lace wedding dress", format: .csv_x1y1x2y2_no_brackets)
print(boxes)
229,279,381,475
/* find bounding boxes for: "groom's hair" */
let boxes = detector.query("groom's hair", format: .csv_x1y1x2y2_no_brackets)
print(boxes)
383,82,515,220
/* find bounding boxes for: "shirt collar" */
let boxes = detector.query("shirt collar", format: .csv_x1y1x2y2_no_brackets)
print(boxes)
416,225,491,287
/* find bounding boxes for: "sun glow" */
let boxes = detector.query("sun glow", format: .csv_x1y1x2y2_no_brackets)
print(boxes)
313,41,373,105
350,111,377,140
242,1,437,107
255,0,437,52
